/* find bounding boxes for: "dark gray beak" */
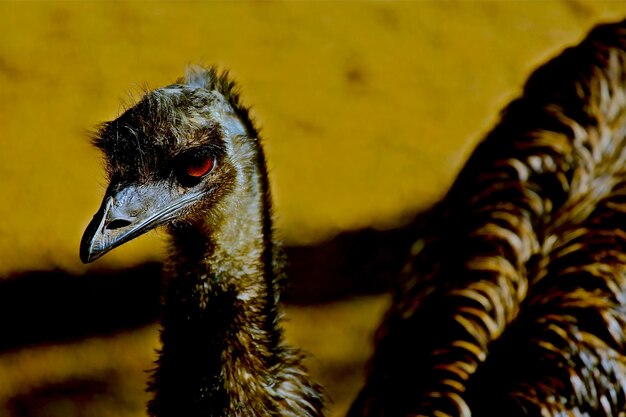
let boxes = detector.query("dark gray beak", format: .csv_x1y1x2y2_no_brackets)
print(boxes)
80,182,202,263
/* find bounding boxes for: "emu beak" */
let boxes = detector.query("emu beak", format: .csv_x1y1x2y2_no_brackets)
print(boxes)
80,183,201,263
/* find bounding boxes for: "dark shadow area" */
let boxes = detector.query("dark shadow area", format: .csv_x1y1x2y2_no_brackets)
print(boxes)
0,263,163,352
283,224,418,303
0,218,421,353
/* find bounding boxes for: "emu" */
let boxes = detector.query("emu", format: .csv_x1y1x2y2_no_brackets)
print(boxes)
80,68,324,417
349,20,626,416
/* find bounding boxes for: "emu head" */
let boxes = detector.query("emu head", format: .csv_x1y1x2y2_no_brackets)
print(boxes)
80,67,260,263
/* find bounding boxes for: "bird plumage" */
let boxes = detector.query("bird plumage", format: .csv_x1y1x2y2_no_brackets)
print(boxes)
349,20,626,416
81,67,324,417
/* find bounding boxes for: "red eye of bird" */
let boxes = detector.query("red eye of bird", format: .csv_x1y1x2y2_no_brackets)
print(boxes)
186,157,215,178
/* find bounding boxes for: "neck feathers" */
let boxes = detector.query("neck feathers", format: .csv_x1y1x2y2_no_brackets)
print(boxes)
149,134,324,417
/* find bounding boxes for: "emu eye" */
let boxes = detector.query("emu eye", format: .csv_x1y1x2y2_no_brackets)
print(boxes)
176,153,216,187
186,157,215,178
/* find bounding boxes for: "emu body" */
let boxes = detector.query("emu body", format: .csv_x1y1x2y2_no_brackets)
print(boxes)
80,69,324,417
349,21,626,416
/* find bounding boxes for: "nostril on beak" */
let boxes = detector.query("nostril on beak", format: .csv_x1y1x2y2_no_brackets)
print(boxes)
106,219,133,230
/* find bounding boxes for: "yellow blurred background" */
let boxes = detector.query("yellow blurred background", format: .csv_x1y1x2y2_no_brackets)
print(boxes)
0,1,624,416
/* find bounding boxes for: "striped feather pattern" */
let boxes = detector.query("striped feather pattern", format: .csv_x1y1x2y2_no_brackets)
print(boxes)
349,20,626,417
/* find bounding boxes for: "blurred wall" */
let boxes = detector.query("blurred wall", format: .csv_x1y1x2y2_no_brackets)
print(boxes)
0,1,624,275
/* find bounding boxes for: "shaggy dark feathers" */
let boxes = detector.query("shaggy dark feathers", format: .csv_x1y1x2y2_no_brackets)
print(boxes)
349,20,626,417
93,68,255,183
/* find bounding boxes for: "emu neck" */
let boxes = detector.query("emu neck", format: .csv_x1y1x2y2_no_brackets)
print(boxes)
151,157,283,417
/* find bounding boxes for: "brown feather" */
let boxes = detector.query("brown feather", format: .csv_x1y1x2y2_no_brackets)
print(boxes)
349,20,626,417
